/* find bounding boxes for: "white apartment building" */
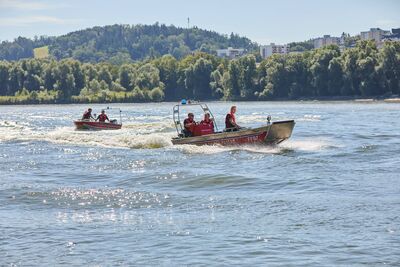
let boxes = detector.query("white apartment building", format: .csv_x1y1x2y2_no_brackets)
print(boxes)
360,28,390,43
382,28,400,42
260,43,288,59
216,47,245,59
313,35,340,49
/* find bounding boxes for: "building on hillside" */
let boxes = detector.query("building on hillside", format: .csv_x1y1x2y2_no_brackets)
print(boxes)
382,28,400,42
360,28,391,47
339,32,349,50
216,47,245,59
259,43,288,59
313,35,341,49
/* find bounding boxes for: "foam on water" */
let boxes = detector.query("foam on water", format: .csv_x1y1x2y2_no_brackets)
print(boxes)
44,127,174,149
122,121,174,133
281,138,334,151
238,114,294,124
176,143,287,155
174,140,331,155
0,120,28,128
1,118,333,153
0,120,174,149
0,120,33,142
297,114,322,122
175,144,234,154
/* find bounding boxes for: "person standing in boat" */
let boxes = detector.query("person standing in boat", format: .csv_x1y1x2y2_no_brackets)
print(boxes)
96,110,110,123
225,106,241,131
201,113,214,132
82,108,95,120
183,112,196,137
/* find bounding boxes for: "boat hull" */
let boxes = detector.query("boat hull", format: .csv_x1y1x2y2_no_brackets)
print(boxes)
74,120,122,130
171,120,295,146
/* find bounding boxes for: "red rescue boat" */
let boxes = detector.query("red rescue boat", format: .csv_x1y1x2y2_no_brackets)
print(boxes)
74,120,122,130
74,107,123,130
171,102,295,146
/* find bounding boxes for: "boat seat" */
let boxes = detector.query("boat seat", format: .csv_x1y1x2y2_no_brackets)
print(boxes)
193,124,214,136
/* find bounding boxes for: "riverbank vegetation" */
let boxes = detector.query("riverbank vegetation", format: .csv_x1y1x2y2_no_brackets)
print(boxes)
0,40,399,104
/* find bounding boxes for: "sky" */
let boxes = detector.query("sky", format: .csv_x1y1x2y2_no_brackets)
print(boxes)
0,0,399,44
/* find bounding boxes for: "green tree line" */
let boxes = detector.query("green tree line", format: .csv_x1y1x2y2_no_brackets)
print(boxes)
0,23,257,62
0,40,399,104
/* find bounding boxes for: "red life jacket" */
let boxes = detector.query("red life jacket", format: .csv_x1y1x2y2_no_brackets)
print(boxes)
225,113,236,129
230,113,236,123
201,119,214,128
184,118,195,132
82,111,91,120
184,118,193,128
98,114,108,122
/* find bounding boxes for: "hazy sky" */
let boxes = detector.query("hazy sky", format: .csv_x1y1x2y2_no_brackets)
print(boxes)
0,0,399,44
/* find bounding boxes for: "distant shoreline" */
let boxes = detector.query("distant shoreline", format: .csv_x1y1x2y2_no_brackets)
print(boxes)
0,96,399,106
279,96,400,103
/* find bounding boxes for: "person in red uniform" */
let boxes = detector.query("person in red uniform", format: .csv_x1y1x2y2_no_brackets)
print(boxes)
82,108,95,120
200,113,214,132
225,105,241,131
183,113,196,137
96,110,109,123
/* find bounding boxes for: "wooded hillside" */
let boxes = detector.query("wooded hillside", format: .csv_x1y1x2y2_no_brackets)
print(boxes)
0,24,257,63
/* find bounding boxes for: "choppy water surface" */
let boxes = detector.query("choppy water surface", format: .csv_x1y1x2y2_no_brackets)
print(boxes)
0,101,399,266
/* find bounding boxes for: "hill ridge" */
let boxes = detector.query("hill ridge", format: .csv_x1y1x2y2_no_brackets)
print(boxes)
0,23,258,63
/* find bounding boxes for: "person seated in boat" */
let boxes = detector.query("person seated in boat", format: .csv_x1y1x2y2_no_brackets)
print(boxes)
183,112,196,137
225,105,241,132
82,108,95,120
200,113,214,132
96,110,110,123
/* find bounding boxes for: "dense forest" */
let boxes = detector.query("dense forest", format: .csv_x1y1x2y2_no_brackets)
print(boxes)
0,24,257,63
0,40,399,104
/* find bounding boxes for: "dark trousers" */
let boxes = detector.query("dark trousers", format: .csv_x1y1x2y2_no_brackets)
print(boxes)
224,127,239,132
183,129,193,137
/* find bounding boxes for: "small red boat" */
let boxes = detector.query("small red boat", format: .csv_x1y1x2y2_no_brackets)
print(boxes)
74,107,122,130
171,102,295,146
74,120,122,130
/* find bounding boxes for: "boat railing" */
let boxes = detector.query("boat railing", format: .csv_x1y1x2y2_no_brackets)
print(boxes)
173,102,219,137
105,106,122,124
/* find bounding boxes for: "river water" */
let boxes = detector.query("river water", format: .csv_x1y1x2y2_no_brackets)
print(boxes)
0,101,399,266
